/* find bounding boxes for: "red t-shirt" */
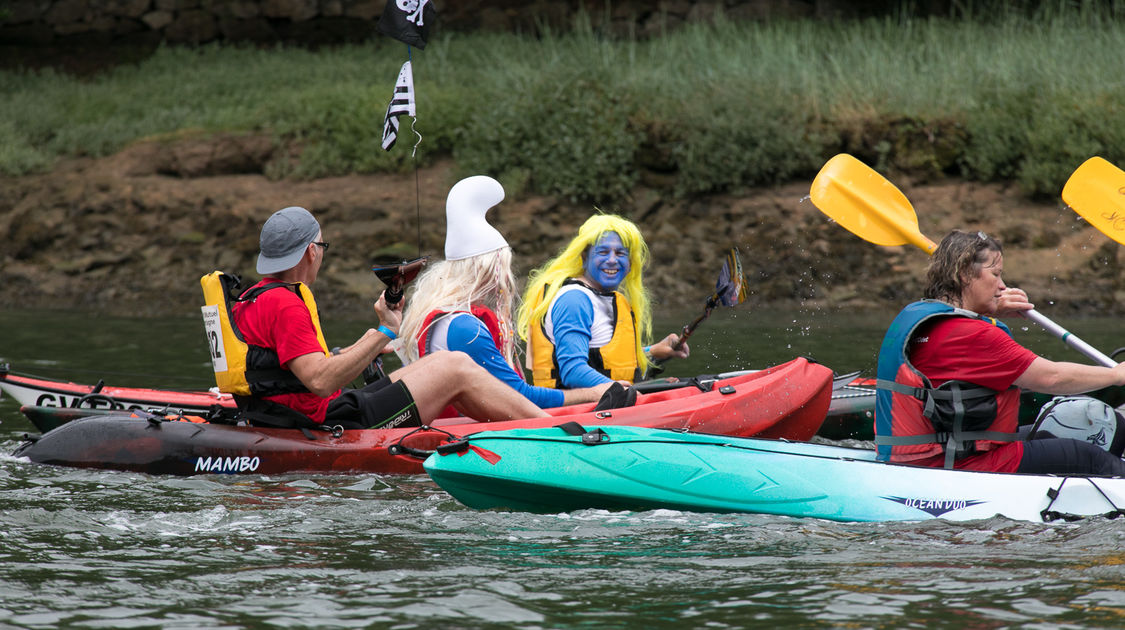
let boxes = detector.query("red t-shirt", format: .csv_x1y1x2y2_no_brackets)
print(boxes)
910,317,1037,391
231,278,337,422
906,317,1037,472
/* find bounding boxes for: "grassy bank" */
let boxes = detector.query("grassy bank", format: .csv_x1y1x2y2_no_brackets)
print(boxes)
3,8,1125,200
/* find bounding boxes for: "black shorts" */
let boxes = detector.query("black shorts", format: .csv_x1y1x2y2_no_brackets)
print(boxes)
1017,438,1125,477
324,377,421,430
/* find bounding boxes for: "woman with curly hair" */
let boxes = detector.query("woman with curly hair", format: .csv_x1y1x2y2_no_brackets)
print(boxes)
876,229,1125,475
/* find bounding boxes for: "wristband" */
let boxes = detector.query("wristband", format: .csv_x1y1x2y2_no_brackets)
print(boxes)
376,325,398,340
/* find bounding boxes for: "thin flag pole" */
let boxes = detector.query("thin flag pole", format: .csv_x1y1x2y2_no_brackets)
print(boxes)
408,45,421,257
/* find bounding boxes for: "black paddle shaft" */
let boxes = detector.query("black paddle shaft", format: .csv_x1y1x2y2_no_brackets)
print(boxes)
673,295,721,351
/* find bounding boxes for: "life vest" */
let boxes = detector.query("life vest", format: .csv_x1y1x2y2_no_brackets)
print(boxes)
417,305,522,374
199,271,329,397
416,305,520,420
874,300,1021,468
527,280,641,388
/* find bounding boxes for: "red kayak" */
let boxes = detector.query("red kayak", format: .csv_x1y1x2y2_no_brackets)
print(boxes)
13,358,832,476
5,361,870,434
0,363,234,414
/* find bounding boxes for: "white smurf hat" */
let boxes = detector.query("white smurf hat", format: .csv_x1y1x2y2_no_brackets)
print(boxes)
444,175,509,261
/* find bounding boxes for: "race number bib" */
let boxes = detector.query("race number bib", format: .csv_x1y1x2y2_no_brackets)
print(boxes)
200,305,227,372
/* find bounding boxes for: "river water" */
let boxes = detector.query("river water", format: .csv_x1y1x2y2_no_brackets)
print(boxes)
2,307,1124,628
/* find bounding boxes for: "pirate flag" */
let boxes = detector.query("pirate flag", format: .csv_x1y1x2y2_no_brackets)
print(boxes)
382,60,416,151
378,0,436,49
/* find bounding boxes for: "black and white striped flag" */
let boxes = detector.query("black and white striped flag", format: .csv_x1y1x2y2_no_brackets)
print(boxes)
381,61,416,151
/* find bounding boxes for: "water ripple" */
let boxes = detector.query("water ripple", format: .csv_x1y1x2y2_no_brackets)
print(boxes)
3,426,1125,627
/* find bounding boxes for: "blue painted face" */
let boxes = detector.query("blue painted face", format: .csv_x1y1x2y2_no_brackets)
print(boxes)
583,232,630,291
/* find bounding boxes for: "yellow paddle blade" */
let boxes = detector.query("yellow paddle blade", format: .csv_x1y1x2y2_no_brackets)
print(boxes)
1062,156,1125,246
810,153,937,254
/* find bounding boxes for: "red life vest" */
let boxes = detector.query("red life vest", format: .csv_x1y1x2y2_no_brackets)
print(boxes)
417,305,523,419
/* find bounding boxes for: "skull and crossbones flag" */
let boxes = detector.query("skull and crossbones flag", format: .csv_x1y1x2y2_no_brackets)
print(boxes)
378,0,436,49
381,61,416,151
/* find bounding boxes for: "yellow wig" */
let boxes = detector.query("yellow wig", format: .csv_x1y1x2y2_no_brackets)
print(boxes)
516,213,652,371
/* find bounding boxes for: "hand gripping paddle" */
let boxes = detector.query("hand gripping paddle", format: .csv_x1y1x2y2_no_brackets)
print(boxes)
371,256,429,306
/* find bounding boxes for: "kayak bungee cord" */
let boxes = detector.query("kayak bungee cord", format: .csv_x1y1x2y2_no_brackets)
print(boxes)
387,424,461,459
1040,477,1125,522
124,408,347,440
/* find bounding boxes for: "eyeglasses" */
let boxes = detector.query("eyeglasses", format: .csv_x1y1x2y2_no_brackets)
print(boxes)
313,241,330,251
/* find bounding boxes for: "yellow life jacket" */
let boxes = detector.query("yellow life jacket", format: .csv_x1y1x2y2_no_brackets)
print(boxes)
528,280,641,388
199,271,329,396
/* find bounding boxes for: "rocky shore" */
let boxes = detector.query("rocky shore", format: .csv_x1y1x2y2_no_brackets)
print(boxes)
1,134,1121,319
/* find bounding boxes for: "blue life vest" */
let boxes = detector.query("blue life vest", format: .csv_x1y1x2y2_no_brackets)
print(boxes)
875,300,1020,467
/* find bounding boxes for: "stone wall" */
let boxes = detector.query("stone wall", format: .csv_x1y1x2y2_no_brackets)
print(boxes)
0,1,891,47
2,0,386,45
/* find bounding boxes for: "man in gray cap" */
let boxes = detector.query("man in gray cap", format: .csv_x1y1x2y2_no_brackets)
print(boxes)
231,206,549,429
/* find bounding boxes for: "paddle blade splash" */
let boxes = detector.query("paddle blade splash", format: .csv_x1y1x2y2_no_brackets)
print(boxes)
810,153,936,254
1063,156,1125,247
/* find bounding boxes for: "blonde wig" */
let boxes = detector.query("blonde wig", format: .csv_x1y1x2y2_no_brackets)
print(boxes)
516,213,652,371
399,247,518,366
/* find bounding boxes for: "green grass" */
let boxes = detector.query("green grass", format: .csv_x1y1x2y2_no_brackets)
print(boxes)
4,7,1125,198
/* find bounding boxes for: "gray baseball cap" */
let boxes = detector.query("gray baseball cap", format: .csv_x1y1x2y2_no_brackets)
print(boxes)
256,206,321,275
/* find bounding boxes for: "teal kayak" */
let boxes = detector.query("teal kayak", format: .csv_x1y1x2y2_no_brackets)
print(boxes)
424,425,1125,523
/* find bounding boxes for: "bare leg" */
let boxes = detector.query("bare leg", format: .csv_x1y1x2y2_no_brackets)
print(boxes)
390,351,549,423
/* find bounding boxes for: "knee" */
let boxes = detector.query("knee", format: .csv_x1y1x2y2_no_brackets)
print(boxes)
423,350,479,377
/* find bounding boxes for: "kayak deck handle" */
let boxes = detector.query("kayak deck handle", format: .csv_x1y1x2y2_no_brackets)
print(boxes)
435,440,470,455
